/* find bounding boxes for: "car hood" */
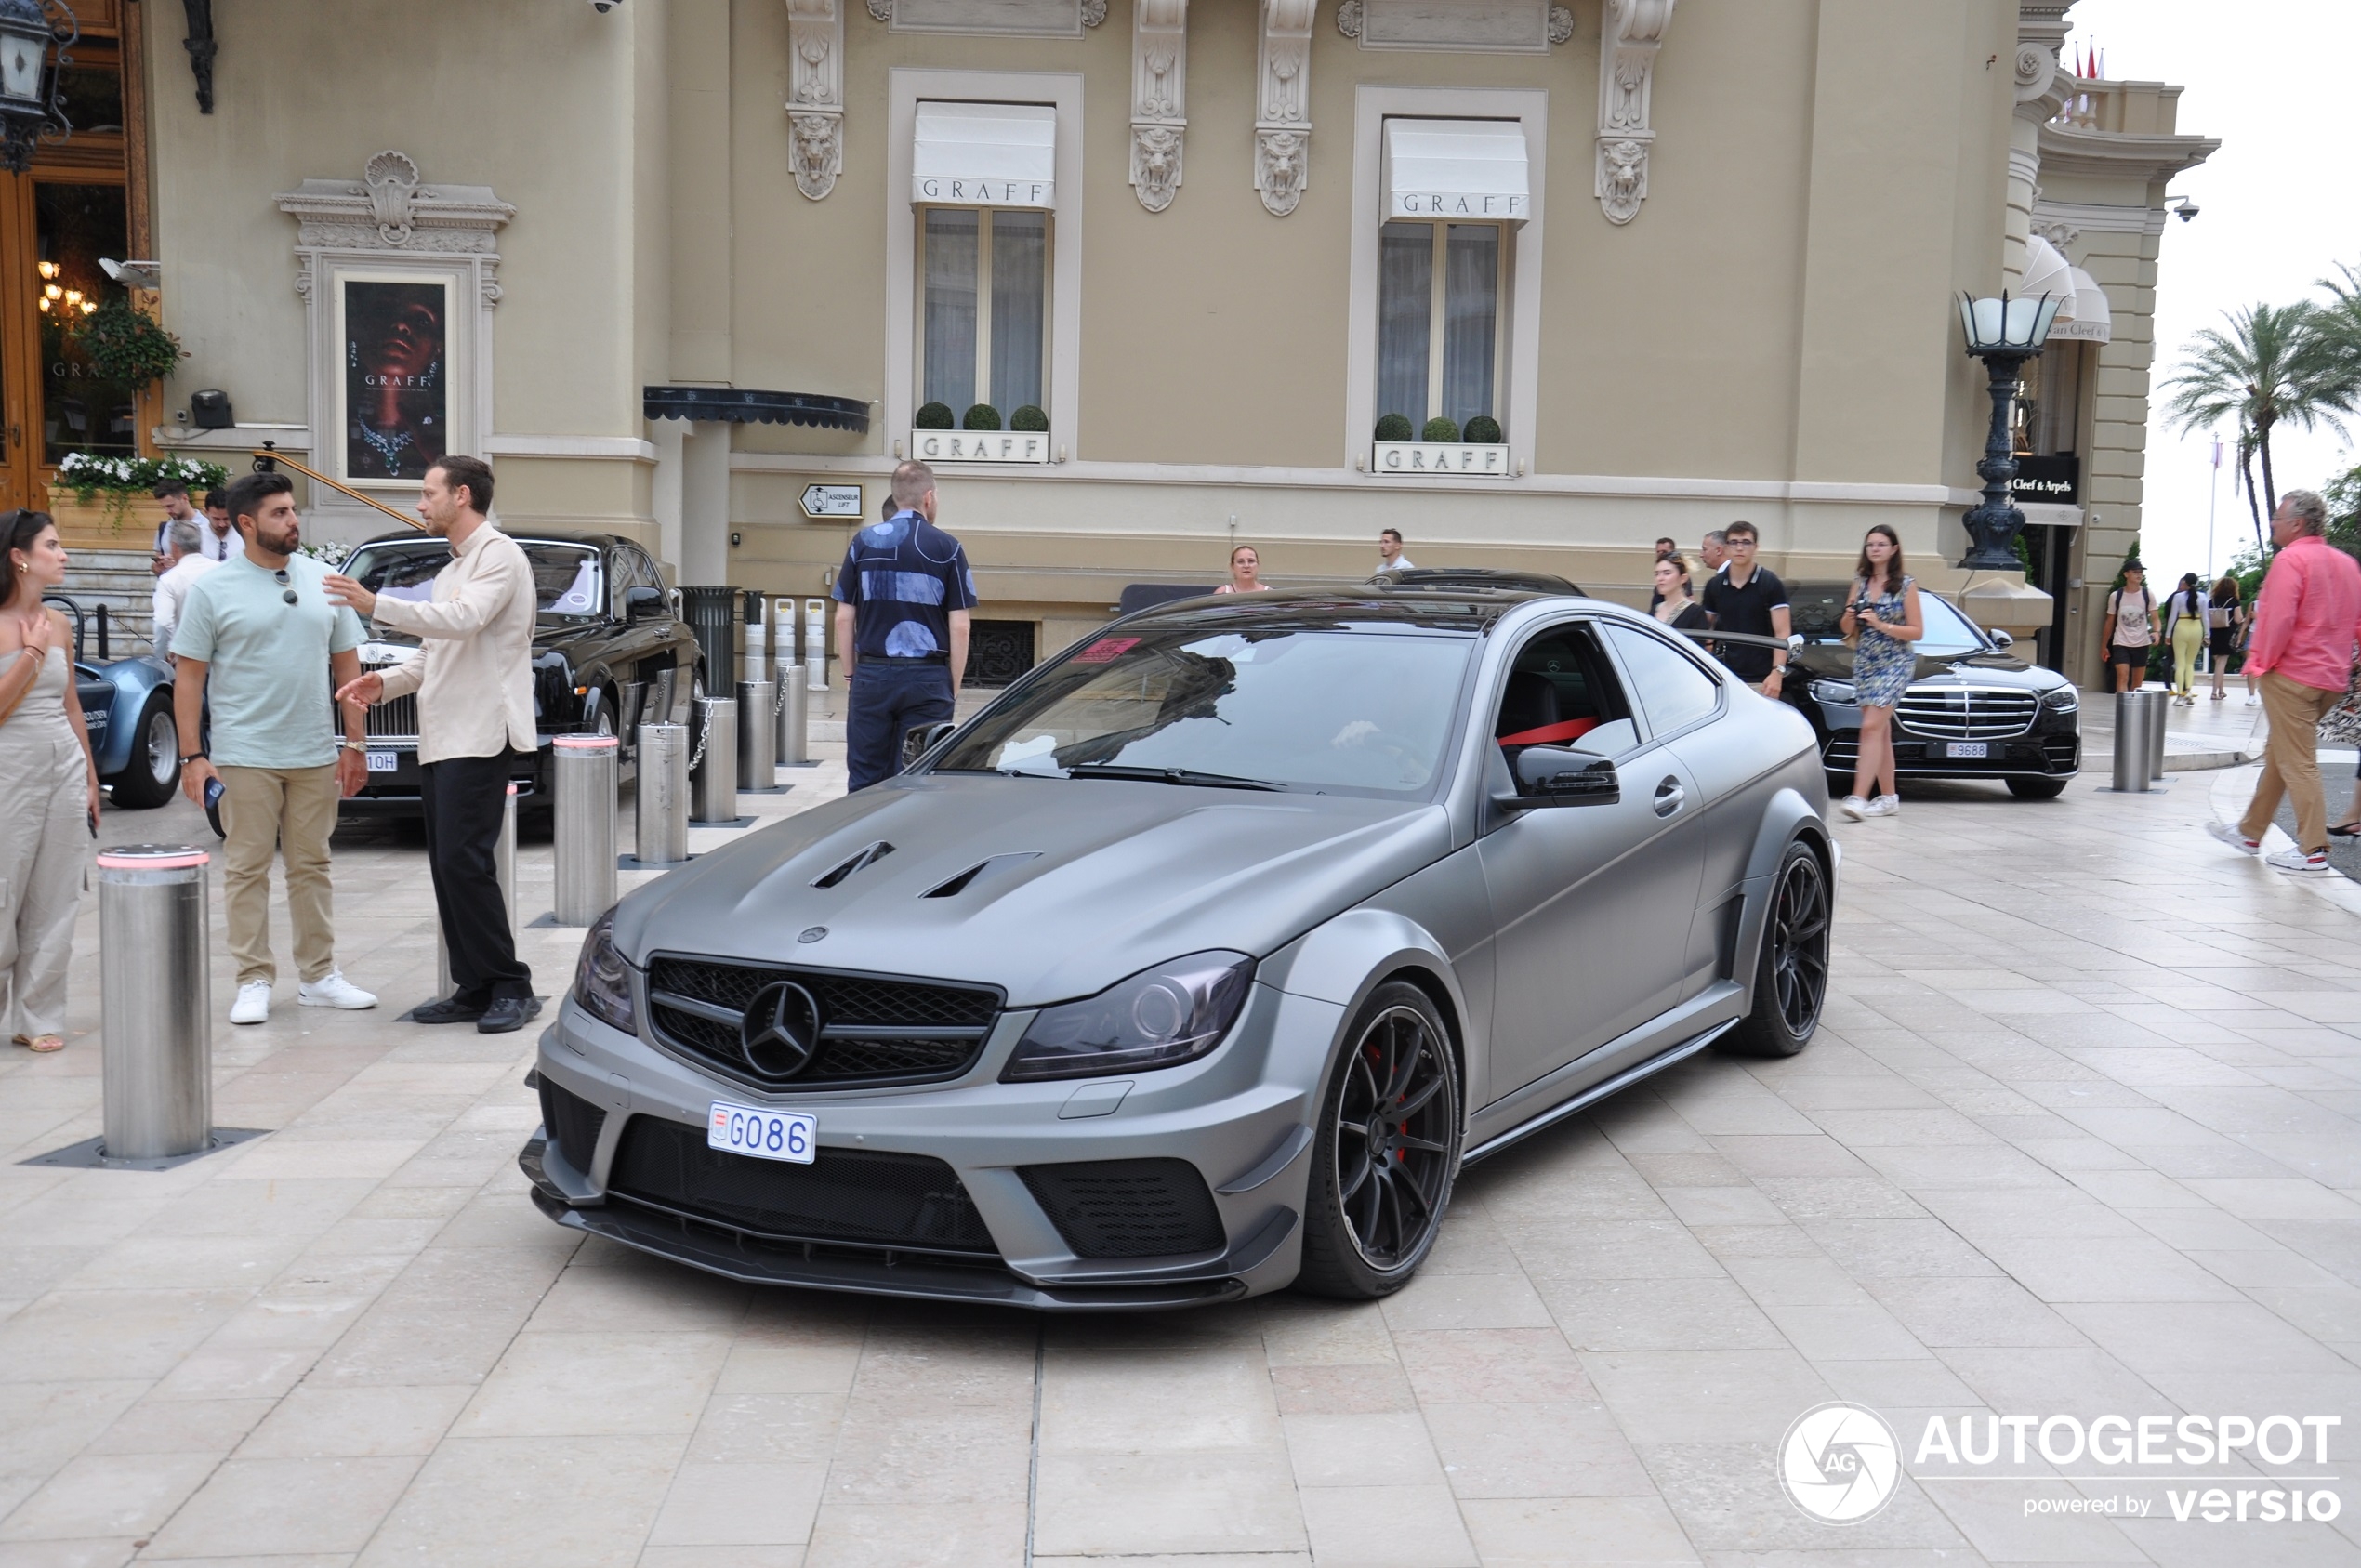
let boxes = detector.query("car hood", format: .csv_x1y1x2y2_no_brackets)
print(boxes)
612,776,1451,1006
1790,640,2068,690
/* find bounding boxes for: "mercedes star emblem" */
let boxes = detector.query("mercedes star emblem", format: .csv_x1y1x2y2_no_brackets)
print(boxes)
740,979,824,1077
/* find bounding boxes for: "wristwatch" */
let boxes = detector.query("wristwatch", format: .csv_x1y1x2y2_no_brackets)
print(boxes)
178,750,207,765
339,740,370,752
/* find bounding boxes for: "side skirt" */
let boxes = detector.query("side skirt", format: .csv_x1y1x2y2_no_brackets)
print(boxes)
1460,1018,1738,1166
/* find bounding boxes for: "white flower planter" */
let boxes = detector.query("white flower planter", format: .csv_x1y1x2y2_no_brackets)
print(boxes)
1371,441,1511,477
910,428,1049,465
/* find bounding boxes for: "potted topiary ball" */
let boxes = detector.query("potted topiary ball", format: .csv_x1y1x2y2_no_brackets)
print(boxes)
1010,404,1049,431
1422,415,1461,443
1373,413,1414,442
1464,415,1503,443
963,403,1003,430
915,402,955,429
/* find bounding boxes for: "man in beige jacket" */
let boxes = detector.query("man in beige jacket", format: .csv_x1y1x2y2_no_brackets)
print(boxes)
326,455,541,1033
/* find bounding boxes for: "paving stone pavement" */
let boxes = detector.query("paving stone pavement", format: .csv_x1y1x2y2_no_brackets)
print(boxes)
3,755,2358,1567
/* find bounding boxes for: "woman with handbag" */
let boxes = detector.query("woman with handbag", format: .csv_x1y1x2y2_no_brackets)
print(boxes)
2206,574,2241,702
1836,523,1923,822
2164,573,2206,705
0,511,101,1054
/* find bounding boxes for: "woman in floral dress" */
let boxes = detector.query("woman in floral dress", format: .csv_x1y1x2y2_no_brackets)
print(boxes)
1837,523,1923,821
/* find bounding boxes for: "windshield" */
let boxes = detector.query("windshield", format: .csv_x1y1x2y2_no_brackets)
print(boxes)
932,624,1476,797
1789,582,1988,659
343,540,606,621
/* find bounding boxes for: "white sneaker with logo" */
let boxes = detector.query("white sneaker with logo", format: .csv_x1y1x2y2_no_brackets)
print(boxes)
1866,794,1900,818
298,970,377,1009
229,981,271,1025
2205,821,2261,856
1838,796,1867,821
2265,846,2331,873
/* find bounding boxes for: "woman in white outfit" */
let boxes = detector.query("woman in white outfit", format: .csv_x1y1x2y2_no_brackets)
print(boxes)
0,512,99,1053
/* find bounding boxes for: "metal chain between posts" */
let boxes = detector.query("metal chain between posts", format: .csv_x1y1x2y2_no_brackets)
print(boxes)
686,711,711,776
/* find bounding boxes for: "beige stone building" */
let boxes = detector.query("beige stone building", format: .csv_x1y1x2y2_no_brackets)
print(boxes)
33,0,2209,686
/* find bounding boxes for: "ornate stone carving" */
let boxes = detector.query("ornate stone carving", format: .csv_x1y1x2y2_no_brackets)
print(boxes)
785,0,845,200
1255,0,1316,217
866,0,1104,27
1336,0,1361,37
1595,0,1673,224
1130,0,1187,212
363,151,422,244
274,152,514,256
1548,4,1574,44
865,0,891,19
1081,0,1106,24
2034,218,2080,253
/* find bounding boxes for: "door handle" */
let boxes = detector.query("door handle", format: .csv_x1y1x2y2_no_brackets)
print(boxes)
1654,777,1685,817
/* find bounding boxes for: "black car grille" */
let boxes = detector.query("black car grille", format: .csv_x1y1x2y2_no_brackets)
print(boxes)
360,660,419,741
645,955,999,1091
540,1079,608,1172
1895,687,2040,740
1020,1158,1226,1259
608,1113,998,1256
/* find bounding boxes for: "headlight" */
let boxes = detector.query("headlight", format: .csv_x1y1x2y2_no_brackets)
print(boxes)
2041,686,2078,711
1001,951,1256,1081
1810,679,1858,706
572,907,638,1034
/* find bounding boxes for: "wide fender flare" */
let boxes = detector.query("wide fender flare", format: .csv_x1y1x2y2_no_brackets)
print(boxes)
94,657,171,778
1260,908,1471,1102
1730,786,1832,995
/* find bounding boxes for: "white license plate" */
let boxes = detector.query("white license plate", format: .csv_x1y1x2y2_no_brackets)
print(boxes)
365,749,401,772
707,1101,816,1165
1946,742,1989,759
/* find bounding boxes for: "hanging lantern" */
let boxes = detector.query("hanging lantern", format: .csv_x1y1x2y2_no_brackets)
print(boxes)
0,0,75,174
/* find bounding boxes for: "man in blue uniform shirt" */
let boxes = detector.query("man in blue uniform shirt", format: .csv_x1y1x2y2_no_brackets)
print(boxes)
833,459,976,790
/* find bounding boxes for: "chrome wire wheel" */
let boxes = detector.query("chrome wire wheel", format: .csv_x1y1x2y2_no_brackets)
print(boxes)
1333,1003,1455,1270
1767,851,1830,1038
142,704,177,785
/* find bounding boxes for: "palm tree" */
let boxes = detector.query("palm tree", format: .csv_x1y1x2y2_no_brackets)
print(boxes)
2162,301,2358,551
2315,262,2361,386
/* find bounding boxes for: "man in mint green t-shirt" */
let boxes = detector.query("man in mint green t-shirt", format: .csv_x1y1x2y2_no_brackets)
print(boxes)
172,473,378,1025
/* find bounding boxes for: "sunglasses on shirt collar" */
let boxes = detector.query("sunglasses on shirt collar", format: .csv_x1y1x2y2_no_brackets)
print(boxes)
273,568,297,606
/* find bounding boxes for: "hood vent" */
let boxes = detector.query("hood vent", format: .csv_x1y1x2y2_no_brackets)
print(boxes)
811,839,895,889
920,850,1042,900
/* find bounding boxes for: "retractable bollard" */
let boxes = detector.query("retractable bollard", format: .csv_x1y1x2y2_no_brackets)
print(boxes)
637,721,690,864
2148,687,2170,784
2110,689,2161,793
691,696,740,824
98,844,212,1160
737,678,777,788
804,600,828,690
553,735,619,924
777,657,811,765
437,784,518,1000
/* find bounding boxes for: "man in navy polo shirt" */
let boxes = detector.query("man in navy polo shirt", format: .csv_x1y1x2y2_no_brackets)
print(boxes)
833,459,976,790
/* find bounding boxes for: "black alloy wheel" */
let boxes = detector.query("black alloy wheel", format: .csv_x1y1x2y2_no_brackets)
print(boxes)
1721,840,1830,1058
1297,981,1461,1298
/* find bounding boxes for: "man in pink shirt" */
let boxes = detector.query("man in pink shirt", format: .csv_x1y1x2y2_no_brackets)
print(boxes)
2210,490,2361,870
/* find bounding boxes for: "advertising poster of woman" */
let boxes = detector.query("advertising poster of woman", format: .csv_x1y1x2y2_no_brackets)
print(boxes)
343,278,447,481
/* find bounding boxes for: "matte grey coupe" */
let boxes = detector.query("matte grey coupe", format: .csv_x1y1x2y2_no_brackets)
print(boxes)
521,580,1838,1309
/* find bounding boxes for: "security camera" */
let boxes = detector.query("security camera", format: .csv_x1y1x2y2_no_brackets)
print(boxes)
590,0,621,10
2172,195,2198,223
99,257,162,290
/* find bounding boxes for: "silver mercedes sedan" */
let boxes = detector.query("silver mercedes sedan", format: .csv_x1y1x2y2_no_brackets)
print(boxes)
521,579,1837,1309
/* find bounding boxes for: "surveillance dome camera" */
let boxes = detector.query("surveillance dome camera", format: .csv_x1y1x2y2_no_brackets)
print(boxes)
591,0,620,10
2172,196,2198,223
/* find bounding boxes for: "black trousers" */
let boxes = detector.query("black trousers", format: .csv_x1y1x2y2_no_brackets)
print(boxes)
419,751,533,1003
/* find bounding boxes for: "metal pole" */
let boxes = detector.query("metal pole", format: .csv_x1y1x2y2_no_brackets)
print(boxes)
98,844,212,1160
691,696,739,824
745,593,768,675
437,783,519,999
777,656,811,765
553,736,619,924
2148,686,2170,783
636,721,690,864
737,677,777,789
2110,690,2156,793
804,599,828,690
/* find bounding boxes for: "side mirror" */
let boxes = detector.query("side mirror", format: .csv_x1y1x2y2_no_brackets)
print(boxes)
902,719,958,768
1498,746,1619,809
1988,628,2015,650
624,586,665,623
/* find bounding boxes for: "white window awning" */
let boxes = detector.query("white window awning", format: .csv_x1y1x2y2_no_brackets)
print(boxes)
1383,118,1530,223
913,101,1056,209
2051,265,2113,343
2020,234,2074,303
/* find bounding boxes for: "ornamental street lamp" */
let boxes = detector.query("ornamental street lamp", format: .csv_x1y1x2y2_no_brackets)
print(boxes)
1955,289,2064,570
0,0,73,175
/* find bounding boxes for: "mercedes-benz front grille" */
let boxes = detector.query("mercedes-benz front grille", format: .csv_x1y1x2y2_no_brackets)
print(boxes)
644,954,1000,1090
1895,686,2039,740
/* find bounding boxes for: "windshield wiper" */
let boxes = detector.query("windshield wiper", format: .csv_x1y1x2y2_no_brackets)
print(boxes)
1065,764,1286,791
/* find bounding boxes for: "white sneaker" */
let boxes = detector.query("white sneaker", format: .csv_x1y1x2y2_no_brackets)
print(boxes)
230,981,271,1024
298,970,377,1010
2266,846,2331,873
1866,794,1900,817
2246,693,2261,705
1838,796,1867,821
2206,821,2261,856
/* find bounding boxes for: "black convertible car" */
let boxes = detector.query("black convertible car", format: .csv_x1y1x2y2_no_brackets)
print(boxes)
336,529,702,816
1776,582,2081,799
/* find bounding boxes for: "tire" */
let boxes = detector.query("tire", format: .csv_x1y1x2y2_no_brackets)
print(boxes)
2007,777,2067,800
107,690,179,809
1295,981,1463,1300
1719,840,1830,1059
